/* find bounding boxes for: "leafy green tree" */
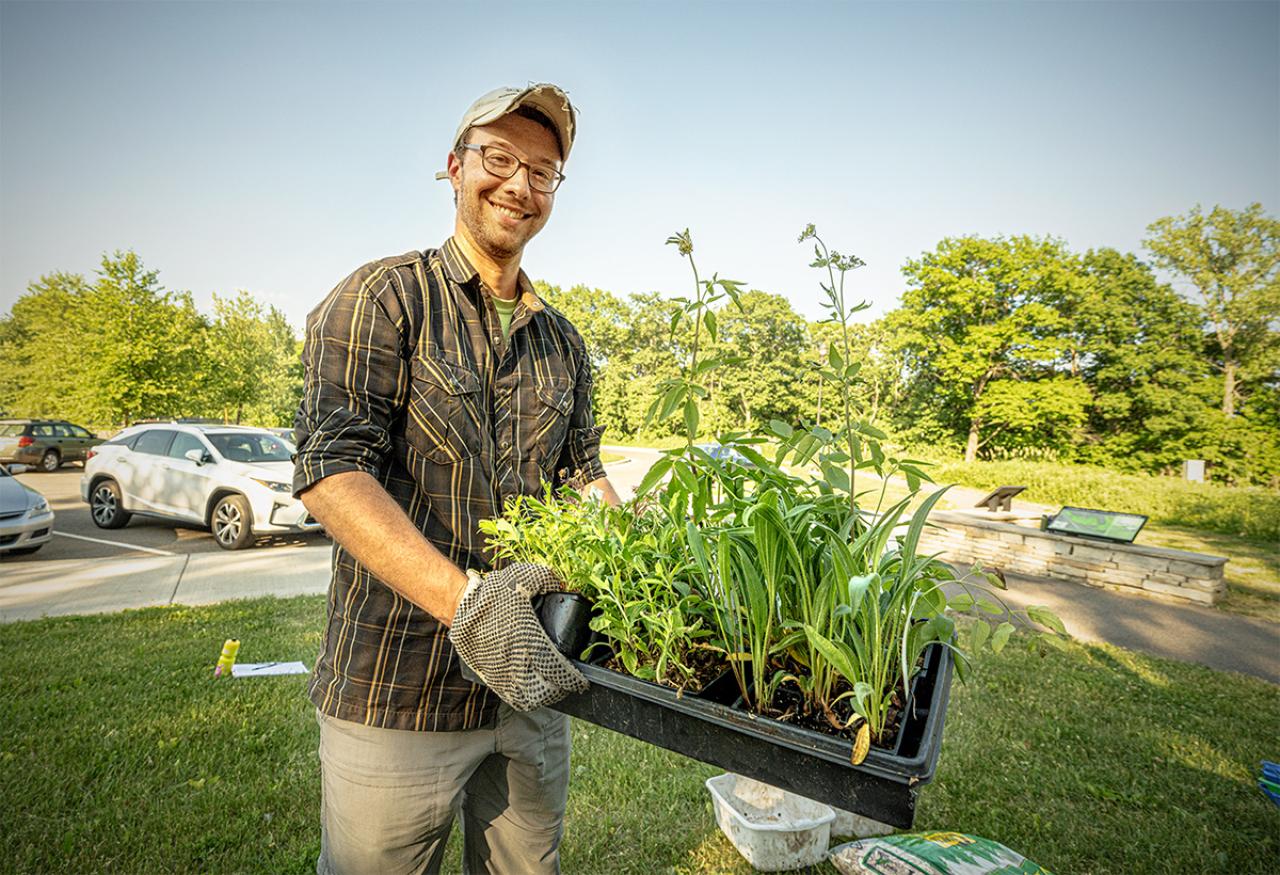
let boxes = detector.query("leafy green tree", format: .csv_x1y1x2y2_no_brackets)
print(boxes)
703,290,808,432
1145,203,1280,417
895,236,1080,461
971,376,1092,457
0,271,95,420
203,291,290,424
1067,248,1214,471
87,251,208,425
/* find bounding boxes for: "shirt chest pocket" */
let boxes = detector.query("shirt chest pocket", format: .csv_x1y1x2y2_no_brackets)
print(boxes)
529,379,574,472
406,355,483,465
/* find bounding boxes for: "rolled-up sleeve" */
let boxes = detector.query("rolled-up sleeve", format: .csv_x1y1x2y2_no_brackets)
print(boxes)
292,264,409,497
556,352,607,490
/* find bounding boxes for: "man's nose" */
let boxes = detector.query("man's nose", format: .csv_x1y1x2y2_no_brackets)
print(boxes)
501,165,533,199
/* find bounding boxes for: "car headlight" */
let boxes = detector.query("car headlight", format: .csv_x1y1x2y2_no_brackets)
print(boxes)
250,478,292,494
30,497,50,515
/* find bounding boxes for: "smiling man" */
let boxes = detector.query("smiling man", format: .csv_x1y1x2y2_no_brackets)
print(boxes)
292,83,620,875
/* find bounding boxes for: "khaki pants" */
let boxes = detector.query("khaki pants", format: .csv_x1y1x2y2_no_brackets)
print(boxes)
316,707,571,875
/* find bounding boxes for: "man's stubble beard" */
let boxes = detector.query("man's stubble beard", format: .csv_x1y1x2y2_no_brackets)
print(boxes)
458,188,525,262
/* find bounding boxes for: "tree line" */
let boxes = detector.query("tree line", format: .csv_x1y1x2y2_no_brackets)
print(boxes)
541,203,1278,488
1,203,1275,487
0,251,300,429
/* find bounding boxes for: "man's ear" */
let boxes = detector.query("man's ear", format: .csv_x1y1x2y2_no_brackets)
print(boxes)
446,151,463,194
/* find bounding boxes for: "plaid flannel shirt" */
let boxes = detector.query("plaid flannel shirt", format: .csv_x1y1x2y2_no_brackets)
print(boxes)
293,238,606,731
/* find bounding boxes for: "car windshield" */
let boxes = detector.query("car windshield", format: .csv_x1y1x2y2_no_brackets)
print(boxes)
207,432,294,464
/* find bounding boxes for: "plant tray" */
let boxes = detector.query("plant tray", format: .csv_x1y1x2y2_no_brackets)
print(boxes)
551,643,954,829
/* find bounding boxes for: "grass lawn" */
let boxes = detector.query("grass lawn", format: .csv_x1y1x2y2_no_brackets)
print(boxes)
3,596,1277,873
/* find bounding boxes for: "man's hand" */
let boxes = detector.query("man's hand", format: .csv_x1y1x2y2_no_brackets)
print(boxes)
447,563,588,711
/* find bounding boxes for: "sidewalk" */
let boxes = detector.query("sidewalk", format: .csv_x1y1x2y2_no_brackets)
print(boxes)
958,569,1279,684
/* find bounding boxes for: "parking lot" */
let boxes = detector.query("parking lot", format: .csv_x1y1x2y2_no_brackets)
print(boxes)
0,467,332,622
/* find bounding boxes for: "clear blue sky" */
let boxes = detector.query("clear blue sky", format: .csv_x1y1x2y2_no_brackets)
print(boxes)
2,1,1276,330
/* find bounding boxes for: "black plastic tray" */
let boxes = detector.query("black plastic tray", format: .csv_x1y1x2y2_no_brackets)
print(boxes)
551,643,954,828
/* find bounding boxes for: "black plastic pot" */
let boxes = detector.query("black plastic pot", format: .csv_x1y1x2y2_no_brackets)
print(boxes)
551,642,954,828
533,591,595,659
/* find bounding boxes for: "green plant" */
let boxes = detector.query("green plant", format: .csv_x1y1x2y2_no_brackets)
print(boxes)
485,227,1067,750
481,489,716,688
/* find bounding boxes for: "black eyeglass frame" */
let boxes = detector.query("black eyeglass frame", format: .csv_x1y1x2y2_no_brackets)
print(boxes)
458,143,566,193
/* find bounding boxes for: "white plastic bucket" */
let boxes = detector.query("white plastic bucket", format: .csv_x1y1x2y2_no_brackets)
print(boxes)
705,773,836,871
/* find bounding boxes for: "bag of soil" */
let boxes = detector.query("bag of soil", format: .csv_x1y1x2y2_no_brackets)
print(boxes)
829,831,1052,875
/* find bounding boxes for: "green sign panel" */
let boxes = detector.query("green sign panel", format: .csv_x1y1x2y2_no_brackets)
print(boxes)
1044,506,1148,544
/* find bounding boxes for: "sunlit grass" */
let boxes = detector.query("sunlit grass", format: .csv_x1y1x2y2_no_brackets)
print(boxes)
3,596,1276,873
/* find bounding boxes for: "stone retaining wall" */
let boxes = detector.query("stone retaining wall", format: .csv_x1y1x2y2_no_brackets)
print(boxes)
918,511,1228,606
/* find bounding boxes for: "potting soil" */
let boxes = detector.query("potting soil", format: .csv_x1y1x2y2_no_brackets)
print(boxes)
829,832,1053,875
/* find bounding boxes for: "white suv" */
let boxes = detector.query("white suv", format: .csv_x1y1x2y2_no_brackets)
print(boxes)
80,423,320,550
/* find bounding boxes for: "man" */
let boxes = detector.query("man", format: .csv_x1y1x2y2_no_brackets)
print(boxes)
292,82,621,875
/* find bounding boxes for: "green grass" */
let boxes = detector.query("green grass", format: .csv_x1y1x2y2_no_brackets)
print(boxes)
928,458,1280,542
3,597,1277,874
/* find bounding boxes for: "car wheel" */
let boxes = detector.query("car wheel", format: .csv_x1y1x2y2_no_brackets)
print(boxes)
211,494,255,550
40,449,60,472
90,480,132,529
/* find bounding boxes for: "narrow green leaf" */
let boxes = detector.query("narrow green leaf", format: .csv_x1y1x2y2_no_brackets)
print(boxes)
683,399,699,441
703,309,717,342
636,456,673,496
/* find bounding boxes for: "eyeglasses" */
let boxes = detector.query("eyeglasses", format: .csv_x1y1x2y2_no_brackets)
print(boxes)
459,143,565,194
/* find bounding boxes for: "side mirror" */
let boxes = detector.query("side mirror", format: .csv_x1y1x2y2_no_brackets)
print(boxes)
185,449,208,466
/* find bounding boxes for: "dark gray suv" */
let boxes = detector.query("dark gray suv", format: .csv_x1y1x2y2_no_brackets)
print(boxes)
0,419,104,472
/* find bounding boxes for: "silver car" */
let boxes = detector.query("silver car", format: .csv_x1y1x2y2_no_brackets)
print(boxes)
0,463,55,556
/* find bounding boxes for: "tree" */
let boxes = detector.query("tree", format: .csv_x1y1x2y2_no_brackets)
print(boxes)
1067,248,1213,471
703,290,809,431
895,236,1081,461
88,251,208,425
972,376,1092,457
0,271,95,419
1145,203,1280,417
204,291,289,424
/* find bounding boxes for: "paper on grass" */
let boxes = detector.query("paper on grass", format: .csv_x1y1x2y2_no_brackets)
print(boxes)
231,661,310,677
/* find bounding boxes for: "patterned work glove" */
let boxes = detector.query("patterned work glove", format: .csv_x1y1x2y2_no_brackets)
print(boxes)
447,563,589,711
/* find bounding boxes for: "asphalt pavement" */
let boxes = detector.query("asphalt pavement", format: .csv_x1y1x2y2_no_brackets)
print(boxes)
2,449,1275,685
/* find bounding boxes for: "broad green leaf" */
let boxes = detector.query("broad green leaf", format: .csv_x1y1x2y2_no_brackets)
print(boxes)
821,460,851,493
969,620,990,653
1039,632,1070,651
846,574,875,614
1027,605,1068,636
768,419,793,439
977,598,1004,615
991,622,1015,654
949,593,975,612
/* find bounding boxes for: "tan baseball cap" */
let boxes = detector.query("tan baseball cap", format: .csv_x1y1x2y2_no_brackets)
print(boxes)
437,83,577,181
